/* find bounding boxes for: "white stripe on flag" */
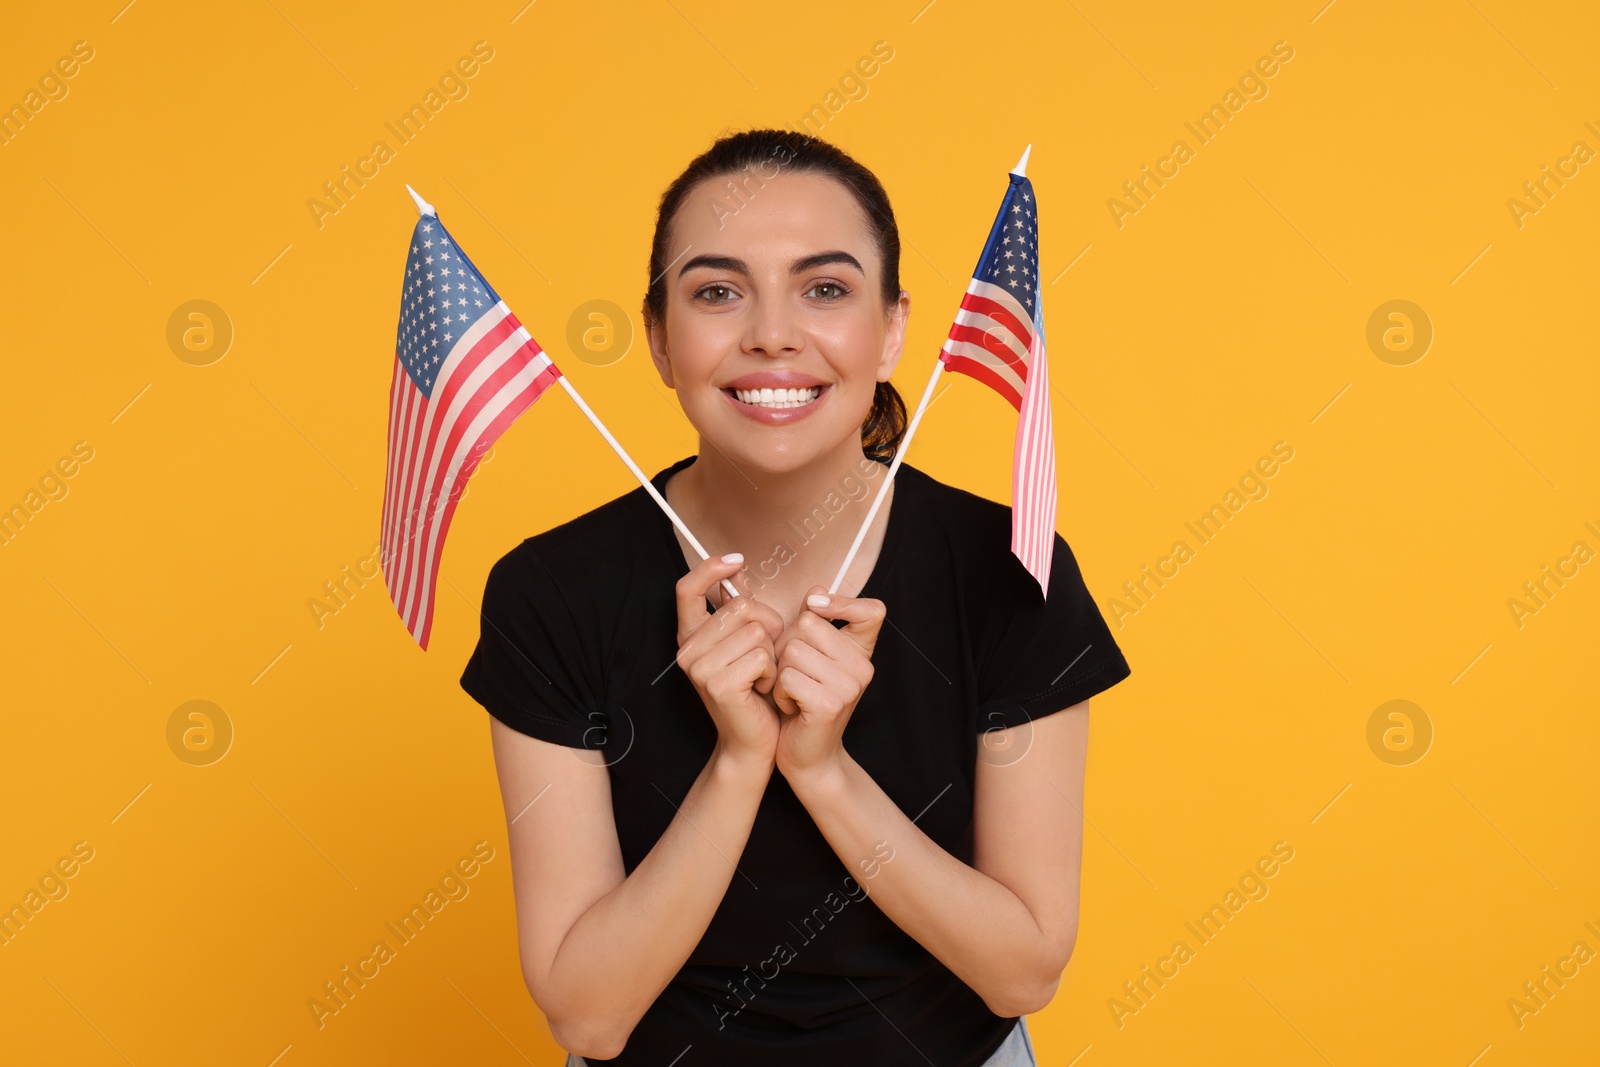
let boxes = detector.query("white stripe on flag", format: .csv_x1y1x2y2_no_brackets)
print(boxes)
400,343,554,635
392,307,528,619
1011,293,1057,596
386,303,514,590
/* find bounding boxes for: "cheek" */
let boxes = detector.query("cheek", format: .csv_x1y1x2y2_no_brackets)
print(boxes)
666,318,734,383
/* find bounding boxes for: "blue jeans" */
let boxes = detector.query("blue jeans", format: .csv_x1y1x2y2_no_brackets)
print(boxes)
565,1016,1036,1066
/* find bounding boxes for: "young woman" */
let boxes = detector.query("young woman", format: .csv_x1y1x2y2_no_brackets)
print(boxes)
460,129,1131,1066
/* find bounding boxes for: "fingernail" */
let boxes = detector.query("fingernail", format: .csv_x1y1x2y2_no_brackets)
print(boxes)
722,552,744,564
807,594,829,608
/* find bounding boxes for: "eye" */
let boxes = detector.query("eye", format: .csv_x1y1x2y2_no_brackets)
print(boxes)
806,280,852,301
692,284,737,305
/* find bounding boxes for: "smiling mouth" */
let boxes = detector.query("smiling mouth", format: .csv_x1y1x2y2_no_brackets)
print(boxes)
725,385,828,409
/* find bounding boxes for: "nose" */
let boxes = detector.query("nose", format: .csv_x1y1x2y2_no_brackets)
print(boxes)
741,292,804,358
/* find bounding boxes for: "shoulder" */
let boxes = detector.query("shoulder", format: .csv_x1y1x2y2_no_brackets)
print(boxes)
481,477,658,602
898,461,1030,561
896,462,1082,606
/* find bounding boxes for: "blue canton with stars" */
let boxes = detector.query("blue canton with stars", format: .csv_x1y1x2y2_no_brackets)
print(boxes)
396,217,504,395
970,173,1039,318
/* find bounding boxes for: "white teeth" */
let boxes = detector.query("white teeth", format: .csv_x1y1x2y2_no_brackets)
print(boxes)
733,386,822,409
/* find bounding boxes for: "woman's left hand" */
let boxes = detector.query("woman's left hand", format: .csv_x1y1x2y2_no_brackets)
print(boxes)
771,585,886,781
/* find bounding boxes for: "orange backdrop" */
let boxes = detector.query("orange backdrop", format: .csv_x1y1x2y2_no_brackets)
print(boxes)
2,1,1596,1064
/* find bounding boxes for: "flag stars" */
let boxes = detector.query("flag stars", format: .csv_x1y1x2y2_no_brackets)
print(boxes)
397,218,503,395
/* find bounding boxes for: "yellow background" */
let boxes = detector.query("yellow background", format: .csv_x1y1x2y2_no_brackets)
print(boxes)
3,1,1596,1063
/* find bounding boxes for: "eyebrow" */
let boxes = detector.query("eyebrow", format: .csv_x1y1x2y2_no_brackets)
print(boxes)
676,250,865,281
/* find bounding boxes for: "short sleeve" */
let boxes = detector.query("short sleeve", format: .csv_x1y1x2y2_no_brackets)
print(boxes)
974,532,1131,731
459,545,607,749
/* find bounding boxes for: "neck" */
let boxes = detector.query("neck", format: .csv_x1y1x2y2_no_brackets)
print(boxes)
671,437,889,569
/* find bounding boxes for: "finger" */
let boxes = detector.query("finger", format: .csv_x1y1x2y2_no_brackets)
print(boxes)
705,557,761,611
683,616,772,691
774,664,825,718
798,586,886,659
778,638,834,689
708,644,779,707
785,622,877,708
679,600,767,676
675,553,747,643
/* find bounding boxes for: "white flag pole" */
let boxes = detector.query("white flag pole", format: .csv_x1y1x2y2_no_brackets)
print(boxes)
827,358,943,595
553,375,741,600
408,185,740,601
824,143,1032,598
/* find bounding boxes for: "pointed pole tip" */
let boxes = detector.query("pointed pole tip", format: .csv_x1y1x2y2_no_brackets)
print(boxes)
1011,144,1032,177
406,184,437,218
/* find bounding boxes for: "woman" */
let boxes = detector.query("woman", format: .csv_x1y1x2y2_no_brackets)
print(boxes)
460,129,1131,1066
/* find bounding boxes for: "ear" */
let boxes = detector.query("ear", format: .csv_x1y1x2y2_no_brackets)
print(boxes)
877,289,911,382
645,315,674,389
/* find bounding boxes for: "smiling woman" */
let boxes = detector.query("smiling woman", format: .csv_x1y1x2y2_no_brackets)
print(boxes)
459,128,1131,1067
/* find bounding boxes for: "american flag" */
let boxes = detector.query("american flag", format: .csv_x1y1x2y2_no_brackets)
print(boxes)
937,163,1059,597
380,200,562,649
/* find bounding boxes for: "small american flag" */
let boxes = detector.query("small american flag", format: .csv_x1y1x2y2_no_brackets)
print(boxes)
380,196,562,649
937,160,1059,597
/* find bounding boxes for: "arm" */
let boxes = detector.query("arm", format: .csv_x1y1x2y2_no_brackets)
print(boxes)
490,719,772,1059
786,701,1090,1018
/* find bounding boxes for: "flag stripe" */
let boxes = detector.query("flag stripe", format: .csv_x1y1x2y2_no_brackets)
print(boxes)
387,358,431,583
395,325,549,624
407,357,563,643
957,290,1033,350
389,308,519,603
390,310,521,615
939,349,1023,410
379,358,406,572
400,347,557,635
947,322,1028,376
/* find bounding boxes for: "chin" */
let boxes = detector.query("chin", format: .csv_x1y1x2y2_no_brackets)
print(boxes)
701,428,847,478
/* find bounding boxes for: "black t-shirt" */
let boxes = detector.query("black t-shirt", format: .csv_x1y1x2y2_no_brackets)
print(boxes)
460,454,1132,1066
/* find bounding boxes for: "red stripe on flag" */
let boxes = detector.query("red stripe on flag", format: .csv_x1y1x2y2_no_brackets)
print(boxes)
957,291,1033,351
409,359,563,648
390,313,523,613
1010,313,1056,595
387,358,433,585
947,322,1028,378
396,338,544,625
380,358,405,570
384,370,426,580
939,349,1024,410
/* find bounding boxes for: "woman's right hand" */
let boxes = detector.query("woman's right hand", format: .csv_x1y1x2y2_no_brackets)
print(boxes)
674,553,785,768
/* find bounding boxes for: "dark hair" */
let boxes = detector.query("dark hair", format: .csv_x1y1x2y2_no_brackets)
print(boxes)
641,128,908,464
